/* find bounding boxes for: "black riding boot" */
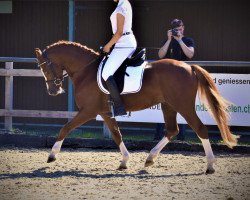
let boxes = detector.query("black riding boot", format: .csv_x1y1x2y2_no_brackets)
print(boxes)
105,76,127,117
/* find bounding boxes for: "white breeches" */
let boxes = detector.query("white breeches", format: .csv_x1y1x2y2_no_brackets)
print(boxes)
102,47,136,81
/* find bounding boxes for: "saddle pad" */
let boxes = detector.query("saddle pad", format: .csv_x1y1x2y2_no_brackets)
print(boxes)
97,61,147,95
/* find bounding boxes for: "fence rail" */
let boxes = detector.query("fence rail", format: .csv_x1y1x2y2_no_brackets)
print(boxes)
1,57,250,66
0,109,77,119
1,57,250,135
0,57,37,63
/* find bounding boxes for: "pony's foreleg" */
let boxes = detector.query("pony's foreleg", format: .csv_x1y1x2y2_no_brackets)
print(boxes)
145,137,169,167
47,140,64,163
101,115,129,170
119,141,130,170
47,111,93,163
198,137,216,174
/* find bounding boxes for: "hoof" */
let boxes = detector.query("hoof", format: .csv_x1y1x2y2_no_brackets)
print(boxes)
145,159,154,167
117,164,128,170
117,165,128,170
117,160,128,170
205,168,215,174
47,155,56,163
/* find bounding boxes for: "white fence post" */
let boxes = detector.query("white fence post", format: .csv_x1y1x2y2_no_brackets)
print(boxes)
4,62,13,131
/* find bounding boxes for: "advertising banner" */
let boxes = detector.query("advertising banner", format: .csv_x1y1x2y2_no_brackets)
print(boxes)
97,74,250,126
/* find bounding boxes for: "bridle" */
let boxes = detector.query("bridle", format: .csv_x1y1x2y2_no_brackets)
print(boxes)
37,50,100,86
37,50,68,86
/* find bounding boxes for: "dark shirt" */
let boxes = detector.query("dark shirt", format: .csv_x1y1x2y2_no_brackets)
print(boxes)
162,37,194,61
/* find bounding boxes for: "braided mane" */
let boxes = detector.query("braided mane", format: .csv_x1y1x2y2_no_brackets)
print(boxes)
46,40,99,56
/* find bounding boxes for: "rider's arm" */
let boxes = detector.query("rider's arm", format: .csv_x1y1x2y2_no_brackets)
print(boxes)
103,13,125,53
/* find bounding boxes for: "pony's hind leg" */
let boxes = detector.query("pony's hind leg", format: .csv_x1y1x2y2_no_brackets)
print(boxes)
48,110,94,163
101,115,129,170
145,103,179,167
182,110,216,174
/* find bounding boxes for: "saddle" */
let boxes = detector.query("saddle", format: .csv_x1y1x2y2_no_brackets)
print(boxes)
97,48,147,94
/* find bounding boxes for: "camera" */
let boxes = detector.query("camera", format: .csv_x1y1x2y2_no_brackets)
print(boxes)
171,28,178,37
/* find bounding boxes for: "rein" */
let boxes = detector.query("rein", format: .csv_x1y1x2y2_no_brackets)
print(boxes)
37,45,156,86
113,46,160,50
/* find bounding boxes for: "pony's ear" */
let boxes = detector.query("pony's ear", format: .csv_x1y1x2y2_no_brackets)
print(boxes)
35,48,42,59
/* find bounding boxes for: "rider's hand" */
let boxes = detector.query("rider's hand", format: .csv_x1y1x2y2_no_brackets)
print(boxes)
103,44,111,53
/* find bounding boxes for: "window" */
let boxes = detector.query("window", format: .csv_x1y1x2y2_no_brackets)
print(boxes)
0,1,12,14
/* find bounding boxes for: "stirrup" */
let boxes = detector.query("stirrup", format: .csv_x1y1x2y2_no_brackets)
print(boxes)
106,100,127,118
114,106,127,116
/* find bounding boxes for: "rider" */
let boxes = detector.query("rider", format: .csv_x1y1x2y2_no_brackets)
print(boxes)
102,0,137,117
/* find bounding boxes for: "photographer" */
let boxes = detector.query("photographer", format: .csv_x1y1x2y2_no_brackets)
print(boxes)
158,19,194,59
155,19,195,140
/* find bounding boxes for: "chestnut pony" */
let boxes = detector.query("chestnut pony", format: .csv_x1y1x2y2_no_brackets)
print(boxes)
35,41,238,174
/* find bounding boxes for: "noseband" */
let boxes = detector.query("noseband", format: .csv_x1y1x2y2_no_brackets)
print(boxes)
37,50,68,86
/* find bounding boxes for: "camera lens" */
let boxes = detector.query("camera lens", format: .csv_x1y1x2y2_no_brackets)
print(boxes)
171,28,178,36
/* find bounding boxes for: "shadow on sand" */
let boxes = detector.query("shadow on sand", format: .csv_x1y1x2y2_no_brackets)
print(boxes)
0,167,204,180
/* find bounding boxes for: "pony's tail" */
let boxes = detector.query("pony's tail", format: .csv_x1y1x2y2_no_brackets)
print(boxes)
191,65,239,148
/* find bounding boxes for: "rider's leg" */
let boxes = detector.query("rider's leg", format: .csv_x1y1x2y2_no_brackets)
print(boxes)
105,75,126,116
102,47,135,117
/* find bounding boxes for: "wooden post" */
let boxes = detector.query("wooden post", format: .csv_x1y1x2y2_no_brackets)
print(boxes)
103,123,112,139
4,62,13,131
68,0,75,119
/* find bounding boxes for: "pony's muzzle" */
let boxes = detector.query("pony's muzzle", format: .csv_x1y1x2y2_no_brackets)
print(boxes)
48,86,65,96
48,87,59,96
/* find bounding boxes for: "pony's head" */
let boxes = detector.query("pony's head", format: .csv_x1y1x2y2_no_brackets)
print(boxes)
35,48,65,96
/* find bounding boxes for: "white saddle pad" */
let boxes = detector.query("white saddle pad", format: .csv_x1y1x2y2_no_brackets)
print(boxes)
97,61,147,95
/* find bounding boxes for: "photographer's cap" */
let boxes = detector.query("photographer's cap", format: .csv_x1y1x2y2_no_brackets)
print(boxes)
171,19,184,28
